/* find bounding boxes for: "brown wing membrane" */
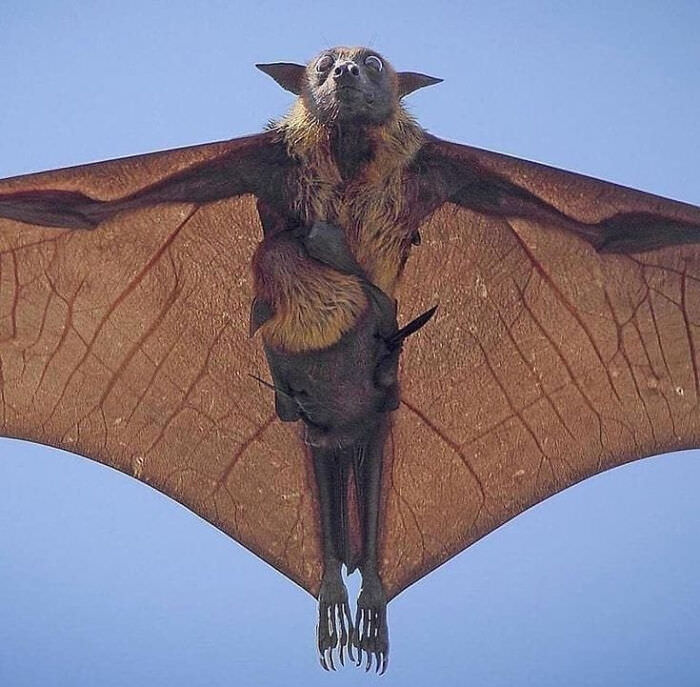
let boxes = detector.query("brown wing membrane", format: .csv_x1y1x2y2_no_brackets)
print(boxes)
3,133,700,605
0,138,324,596
380,139,700,598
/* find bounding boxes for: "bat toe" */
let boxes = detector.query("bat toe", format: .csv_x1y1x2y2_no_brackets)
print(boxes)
317,573,354,670
353,574,389,674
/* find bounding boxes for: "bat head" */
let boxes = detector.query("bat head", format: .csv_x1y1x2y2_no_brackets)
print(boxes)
257,47,442,125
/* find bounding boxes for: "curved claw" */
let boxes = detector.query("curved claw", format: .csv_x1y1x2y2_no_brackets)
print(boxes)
317,596,354,671
352,593,389,674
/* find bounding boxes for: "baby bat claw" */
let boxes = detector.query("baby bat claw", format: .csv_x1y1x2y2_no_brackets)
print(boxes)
316,574,354,670
352,574,389,674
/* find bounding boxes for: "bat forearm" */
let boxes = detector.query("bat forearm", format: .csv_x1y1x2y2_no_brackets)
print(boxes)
429,141,700,254
125,157,251,206
0,139,291,230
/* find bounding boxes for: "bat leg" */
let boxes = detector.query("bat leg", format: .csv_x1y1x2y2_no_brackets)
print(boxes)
312,447,354,670
353,421,389,674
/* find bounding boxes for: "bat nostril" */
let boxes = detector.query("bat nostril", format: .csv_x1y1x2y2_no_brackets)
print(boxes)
349,64,359,77
333,65,344,77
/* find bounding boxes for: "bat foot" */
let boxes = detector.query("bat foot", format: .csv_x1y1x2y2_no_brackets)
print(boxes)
353,573,389,674
316,572,354,670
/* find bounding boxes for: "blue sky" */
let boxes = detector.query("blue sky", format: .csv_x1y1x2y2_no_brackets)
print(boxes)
1,2,699,685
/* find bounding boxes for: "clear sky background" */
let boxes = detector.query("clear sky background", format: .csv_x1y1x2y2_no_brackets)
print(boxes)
1,2,699,685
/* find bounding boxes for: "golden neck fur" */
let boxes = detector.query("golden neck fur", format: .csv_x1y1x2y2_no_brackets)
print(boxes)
275,98,424,294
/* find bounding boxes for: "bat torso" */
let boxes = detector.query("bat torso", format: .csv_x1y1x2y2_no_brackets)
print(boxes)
253,102,444,352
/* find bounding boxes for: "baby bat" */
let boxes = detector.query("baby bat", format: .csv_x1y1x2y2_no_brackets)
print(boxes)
0,46,699,673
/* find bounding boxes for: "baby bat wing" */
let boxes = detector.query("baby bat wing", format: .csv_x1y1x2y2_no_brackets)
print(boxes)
0,135,324,596
380,137,700,598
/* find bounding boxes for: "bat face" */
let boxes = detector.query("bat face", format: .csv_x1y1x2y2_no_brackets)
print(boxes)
304,47,398,125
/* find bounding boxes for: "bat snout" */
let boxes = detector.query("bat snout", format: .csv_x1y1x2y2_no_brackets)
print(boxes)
332,61,361,82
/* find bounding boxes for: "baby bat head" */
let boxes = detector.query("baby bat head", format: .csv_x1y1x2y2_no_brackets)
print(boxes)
257,47,441,125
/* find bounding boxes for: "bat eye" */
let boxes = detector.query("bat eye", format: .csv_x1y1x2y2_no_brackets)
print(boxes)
364,55,383,72
316,55,334,73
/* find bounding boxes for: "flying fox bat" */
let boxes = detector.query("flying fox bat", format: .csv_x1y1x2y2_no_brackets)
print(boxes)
1,46,699,673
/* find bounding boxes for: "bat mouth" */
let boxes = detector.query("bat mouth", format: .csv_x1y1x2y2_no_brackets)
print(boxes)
336,83,374,98
335,84,363,98
334,86,375,110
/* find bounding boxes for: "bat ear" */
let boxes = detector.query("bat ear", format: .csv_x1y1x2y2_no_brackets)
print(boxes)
256,62,306,95
396,71,443,98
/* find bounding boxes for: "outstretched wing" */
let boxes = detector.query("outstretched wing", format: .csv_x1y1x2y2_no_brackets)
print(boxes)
381,137,700,598
0,135,324,595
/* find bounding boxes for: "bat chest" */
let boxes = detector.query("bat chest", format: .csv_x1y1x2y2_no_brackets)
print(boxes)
254,175,414,353
293,170,414,295
254,123,424,353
